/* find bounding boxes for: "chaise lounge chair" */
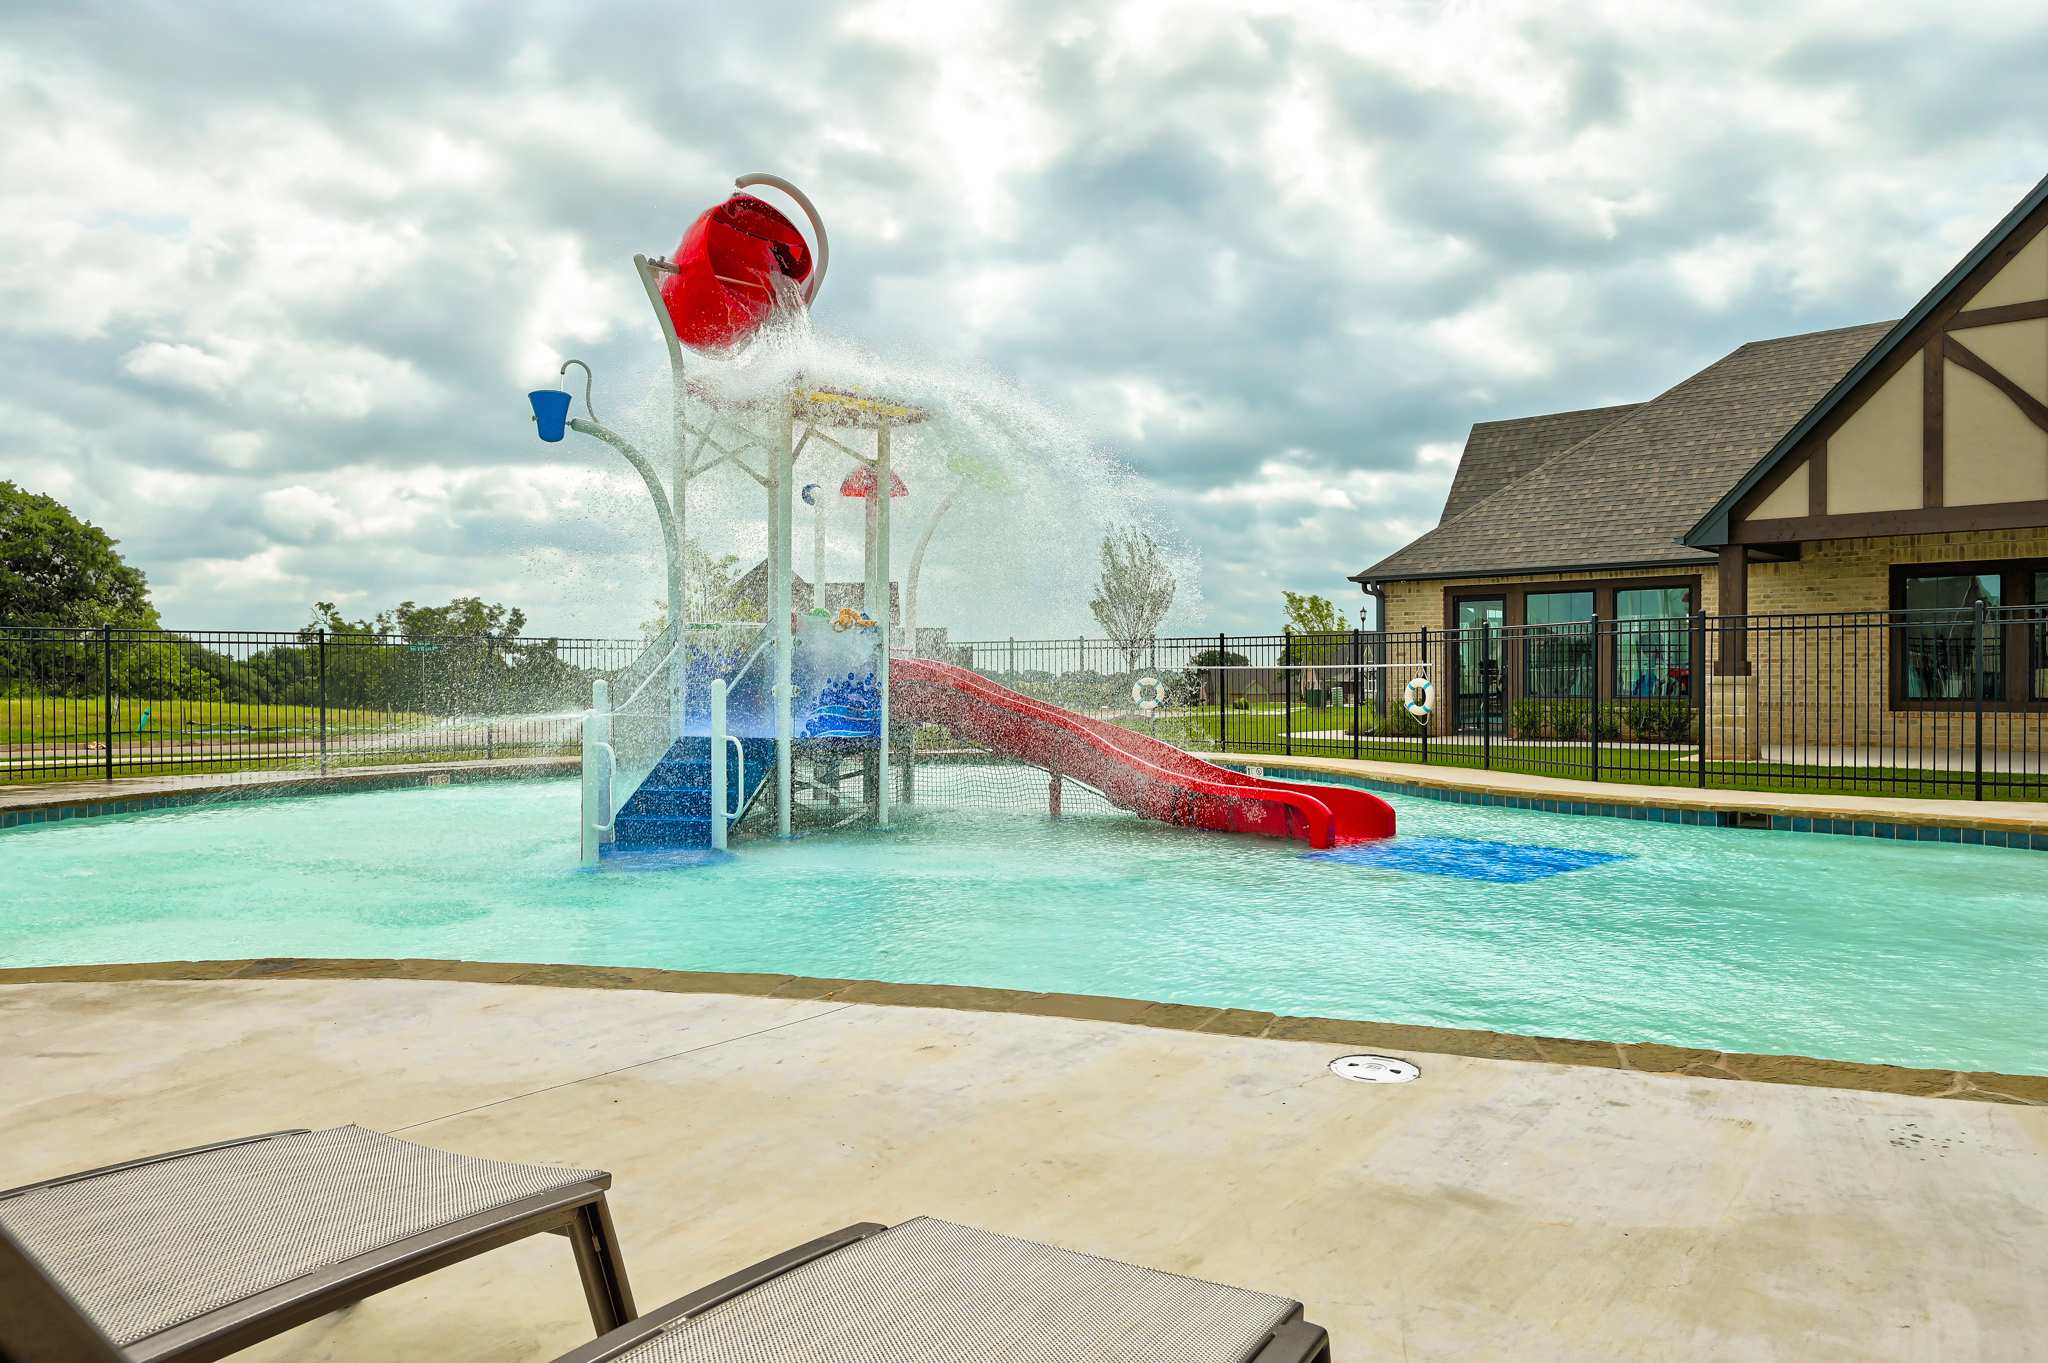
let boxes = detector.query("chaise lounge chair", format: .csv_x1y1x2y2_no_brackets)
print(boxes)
2,1140,1330,1363
0,1126,635,1363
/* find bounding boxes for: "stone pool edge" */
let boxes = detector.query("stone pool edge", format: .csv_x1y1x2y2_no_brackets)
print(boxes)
0,757,575,831
4,956,2042,1107
1211,756,2048,850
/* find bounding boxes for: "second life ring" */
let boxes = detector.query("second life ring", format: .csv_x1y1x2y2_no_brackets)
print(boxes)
1131,676,1166,710
1402,676,1434,721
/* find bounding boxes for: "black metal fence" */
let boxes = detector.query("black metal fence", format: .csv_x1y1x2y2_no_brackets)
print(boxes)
954,605,2048,801
1,627,644,783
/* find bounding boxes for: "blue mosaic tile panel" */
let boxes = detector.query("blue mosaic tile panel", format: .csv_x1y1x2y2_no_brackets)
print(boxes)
1306,836,1630,882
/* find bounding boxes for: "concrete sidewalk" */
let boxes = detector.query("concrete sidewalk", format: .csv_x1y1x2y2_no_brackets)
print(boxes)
3,976,2043,1361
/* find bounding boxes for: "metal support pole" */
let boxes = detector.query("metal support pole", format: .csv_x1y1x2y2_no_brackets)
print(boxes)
1420,628,1430,765
1973,597,1986,801
1217,631,1228,752
1351,627,1361,760
1588,611,1600,784
102,624,113,781
318,630,329,774
874,423,893,828
1695,609,1708,789
581,679,611,864
710,678,729,850
1482,622,1492,771
773,403,796,836
1283,627,1292,757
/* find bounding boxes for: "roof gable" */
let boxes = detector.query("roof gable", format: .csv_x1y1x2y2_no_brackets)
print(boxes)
1685,170,2048,547
1439,404,1640,523
1353,322,1892,584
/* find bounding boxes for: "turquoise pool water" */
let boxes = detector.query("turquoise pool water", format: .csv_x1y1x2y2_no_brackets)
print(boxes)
4,775,2044,1075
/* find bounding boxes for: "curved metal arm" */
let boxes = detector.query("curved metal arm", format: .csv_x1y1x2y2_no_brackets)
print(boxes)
736,172,829,305
559,359,597,422
569,416,683,628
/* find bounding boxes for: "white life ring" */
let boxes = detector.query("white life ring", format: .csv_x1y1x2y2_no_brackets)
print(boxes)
1402,676,1434,721
1131,676,1165,710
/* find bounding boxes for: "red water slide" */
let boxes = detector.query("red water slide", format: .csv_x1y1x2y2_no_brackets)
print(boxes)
891,657,1395,848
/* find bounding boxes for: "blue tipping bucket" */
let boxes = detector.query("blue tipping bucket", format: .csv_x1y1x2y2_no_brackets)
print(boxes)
529,389,572,442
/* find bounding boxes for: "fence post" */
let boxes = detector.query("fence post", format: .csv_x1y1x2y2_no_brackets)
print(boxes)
1973,597,1986,801
1481,622,1492,771
1420,628,1429,766
1204,630,1220,749
1283,628,1293,758
1589,611,1601,783
318,630,328,774
1351,627,1362,761
1694,609,1708,790
102,624,113,781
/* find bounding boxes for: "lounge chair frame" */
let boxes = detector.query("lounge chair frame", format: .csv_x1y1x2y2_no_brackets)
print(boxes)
0,1130,634,1363
551,1222,1332,1363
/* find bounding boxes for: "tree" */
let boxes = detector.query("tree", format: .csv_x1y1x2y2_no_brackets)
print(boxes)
0,481,159,628
903,448,1014,652
638,538,761,640
1089,527,1177,672
1283,591,1343,635
1281,590,1349,687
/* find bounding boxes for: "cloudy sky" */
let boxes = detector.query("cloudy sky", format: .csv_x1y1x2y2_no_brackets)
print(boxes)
4,0,2047,639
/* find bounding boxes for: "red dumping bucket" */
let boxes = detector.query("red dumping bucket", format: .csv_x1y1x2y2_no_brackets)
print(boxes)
660,195,814,352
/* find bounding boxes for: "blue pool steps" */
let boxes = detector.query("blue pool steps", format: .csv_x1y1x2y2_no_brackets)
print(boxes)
609,737,775,852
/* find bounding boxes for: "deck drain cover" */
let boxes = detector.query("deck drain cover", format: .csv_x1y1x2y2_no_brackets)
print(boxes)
1330,1054,1419,1083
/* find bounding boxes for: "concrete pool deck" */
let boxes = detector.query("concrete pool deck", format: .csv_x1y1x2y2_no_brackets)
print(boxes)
3,971,2044,1361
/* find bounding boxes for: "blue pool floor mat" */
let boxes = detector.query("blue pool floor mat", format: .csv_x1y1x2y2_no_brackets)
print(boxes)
1306,836,1630,882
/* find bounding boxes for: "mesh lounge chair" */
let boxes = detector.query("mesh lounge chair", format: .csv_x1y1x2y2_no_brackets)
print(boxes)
6,1209,1330,1363
0,1126,634,1363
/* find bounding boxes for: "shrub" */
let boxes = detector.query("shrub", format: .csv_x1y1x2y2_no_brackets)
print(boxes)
1622,699,1692,744
1508,700,1546,740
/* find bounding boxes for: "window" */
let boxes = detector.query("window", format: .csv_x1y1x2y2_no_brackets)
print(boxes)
1614,587,1692,699
1453,598,1504,730
1523,590,1593,697
2034,570,2048,702
1900,573,2002,701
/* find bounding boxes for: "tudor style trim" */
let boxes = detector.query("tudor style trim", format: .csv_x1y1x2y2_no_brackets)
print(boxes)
1686,170,2048,549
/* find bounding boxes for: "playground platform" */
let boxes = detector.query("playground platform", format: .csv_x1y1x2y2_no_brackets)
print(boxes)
2,967,2041,1360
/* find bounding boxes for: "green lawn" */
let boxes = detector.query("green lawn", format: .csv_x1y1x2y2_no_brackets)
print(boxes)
2,696,428,744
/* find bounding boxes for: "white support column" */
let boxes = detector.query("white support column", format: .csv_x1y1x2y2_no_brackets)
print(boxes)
581,678,612,864
709,677,729,851
813,491,828,614
773,403,797,836
875,423,892,828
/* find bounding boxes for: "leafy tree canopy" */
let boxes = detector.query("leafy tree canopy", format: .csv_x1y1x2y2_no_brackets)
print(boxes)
307,596,527,641
1282,591,1344,635
1090,527,1177,670
0,481,159,628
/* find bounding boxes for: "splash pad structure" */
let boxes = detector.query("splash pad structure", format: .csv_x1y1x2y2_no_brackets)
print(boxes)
530,175,1393,860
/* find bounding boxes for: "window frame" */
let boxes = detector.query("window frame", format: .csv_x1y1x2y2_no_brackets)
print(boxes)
1440,574,1700,709
1887,559,2045,711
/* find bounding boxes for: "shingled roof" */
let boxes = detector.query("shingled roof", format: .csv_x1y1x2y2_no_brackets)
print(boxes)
1439,403,1640,523
1352,321,1895,584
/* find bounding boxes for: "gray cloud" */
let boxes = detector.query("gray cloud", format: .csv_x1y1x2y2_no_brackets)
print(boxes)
2,0,2046,638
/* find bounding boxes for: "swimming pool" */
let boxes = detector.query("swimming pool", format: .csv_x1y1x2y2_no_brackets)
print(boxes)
4,774,2043,1075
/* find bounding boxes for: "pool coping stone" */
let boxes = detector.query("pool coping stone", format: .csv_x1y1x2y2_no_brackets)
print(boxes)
4,957,2041,1107
1209,755,2048,849
0,757,576,831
